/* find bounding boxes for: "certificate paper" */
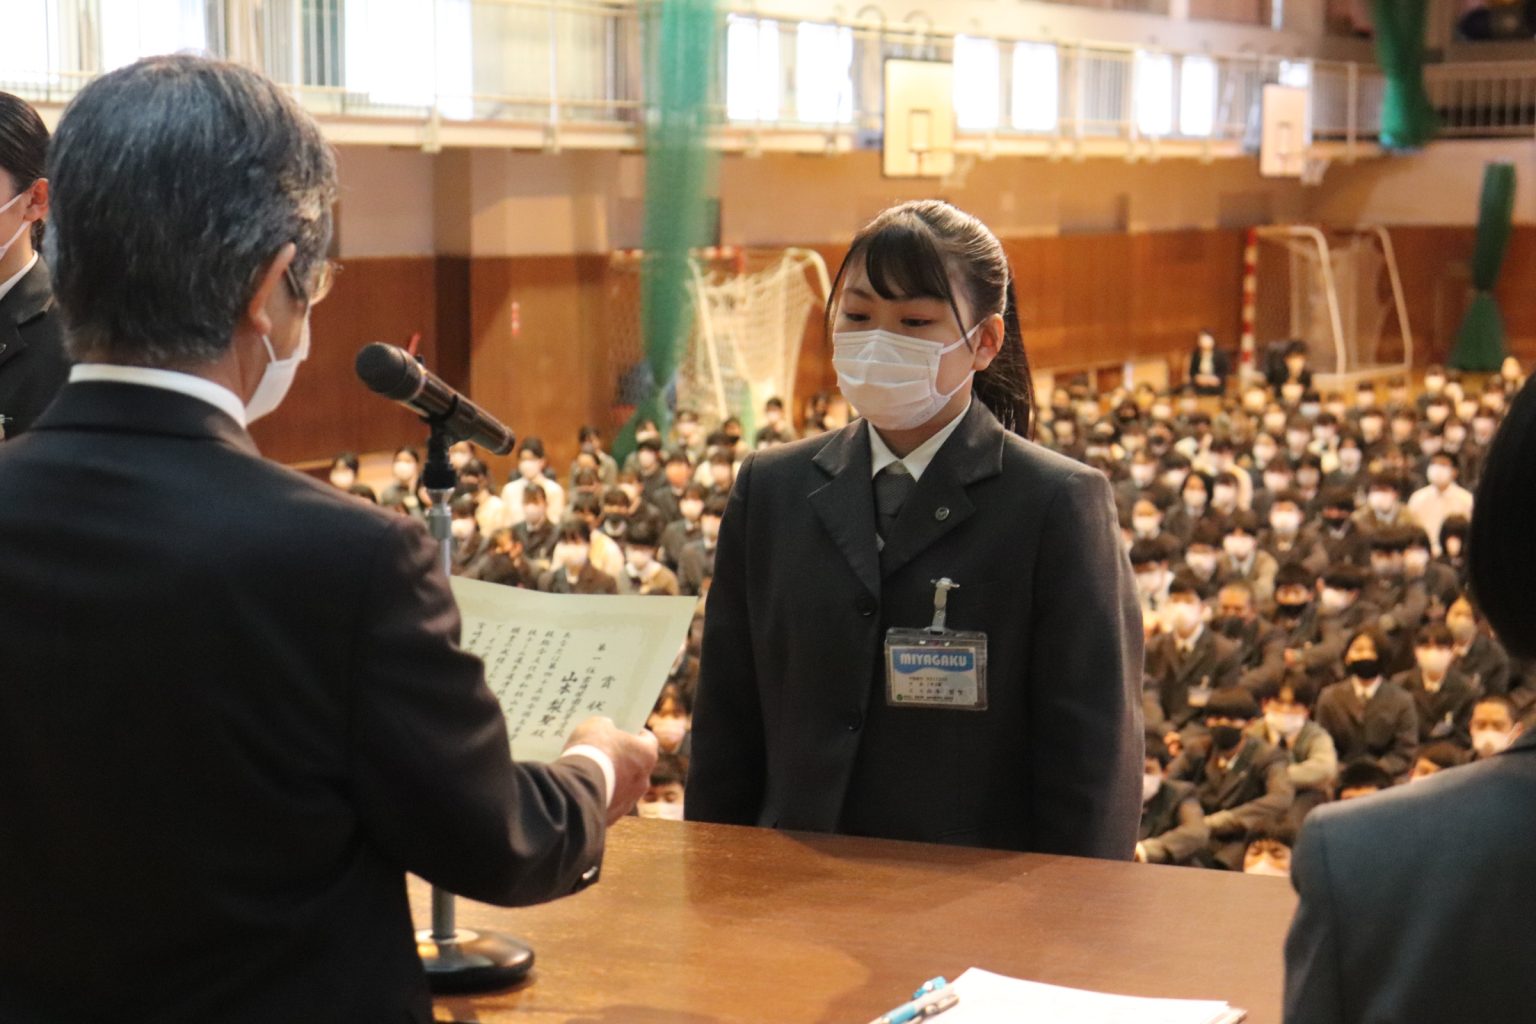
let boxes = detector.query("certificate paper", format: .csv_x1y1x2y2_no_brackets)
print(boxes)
449,578,698,763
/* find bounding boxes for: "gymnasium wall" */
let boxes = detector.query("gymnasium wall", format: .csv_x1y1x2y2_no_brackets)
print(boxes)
249,139,1536,468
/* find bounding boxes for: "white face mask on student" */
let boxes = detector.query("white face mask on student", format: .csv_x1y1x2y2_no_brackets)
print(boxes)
833,322,982,432
245,315,311,424
637,799,686,821
0,189,32,264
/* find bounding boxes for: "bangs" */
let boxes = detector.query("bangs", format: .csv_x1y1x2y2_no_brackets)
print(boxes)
857,215,958,306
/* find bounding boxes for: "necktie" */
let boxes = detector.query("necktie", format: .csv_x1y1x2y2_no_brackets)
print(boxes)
874,462,917,544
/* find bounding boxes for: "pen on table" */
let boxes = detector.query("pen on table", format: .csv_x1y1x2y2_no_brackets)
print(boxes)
866,977,959,1024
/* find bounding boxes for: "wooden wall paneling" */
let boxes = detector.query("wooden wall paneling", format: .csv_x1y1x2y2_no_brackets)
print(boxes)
249,256,438,466
435,256,473,395
469,255,612,482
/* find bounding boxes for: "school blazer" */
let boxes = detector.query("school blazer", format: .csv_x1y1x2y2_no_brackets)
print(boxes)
0,257,69,438
1284,730,1536,1023
688,401,1144,859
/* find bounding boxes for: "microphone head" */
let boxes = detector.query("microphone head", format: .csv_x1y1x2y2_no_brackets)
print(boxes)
355,342,420,400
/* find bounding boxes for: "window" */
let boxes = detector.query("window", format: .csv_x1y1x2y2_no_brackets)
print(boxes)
953,35,1000,131
1278,60,1312,89
344,0,472,117
1134,50,1174,137
3,0,60,90
99,0,209,72
1011,41,1060,133
794,22,854,124
1179,55,1217,137
726,15,780,122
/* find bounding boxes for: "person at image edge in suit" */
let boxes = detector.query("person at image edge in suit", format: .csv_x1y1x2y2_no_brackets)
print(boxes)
0,91,69,438
687,199,1144,857
0,56,657,1024
1283,371,1536,1022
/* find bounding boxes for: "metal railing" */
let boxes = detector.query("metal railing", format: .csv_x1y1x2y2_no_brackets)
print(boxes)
4,0,1393,156
1425,61,1536,138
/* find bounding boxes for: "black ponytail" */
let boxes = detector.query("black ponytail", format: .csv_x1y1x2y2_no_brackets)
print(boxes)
974,277,1034,439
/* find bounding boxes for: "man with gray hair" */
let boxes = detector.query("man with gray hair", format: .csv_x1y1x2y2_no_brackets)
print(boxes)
0,55,656,1022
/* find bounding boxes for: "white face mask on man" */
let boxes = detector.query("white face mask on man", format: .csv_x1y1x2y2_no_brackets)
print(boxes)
833,321,982,432
245,314,310,424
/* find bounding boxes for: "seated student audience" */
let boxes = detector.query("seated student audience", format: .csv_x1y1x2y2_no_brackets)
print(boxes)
1314,628,1419,780
379,445,423,515
1146,571,1242,739
1136,732,1210,866
470,528,535,588
537,518,618,595
514,482,559,571
647,683,692,759
1247,679,1337,828
504,437,566,527
677,495,725,597
1447,592,1512,696
1168,688,1294,870
637,753,688,821
1333,759,1396,800
1394,623,1478,748
1242,827,1295,878
1408,740,1466,782
1468,694,1523,761
619,519,681,597
448,495,490,576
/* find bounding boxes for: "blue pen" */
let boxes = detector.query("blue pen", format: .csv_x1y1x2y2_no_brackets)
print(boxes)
866,977,959,1024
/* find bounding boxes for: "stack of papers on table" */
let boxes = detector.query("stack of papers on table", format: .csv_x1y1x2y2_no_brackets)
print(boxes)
943,968,1246,1024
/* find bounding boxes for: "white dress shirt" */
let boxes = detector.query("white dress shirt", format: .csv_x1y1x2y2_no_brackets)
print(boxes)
867,399,971,482
69,363,248,428
0,252,38,305
1353,677,1383,704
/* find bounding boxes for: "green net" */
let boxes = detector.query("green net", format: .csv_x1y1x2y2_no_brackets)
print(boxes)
614,0,720,462
1370,0,1438,150
1452,162,1517,371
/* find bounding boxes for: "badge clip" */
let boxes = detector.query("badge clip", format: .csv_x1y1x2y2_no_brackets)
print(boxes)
928,578,960,634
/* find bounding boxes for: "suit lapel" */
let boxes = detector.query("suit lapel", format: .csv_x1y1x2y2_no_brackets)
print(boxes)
1214,740,1257,804
808,421,881,598
878,401,1005,580
0,259,54,373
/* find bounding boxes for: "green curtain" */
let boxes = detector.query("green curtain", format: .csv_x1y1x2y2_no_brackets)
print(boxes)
614,0,719,462
1370,0,1438,150
1452,162,1518,371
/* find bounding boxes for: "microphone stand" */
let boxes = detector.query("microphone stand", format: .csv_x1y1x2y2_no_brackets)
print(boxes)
413,417,536,993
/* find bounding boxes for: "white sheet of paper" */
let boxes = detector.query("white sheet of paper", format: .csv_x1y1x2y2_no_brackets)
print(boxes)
942,968,1242,1024
449,577,698,763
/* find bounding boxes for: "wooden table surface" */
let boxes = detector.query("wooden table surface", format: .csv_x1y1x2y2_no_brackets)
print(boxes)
416,820,1297,1024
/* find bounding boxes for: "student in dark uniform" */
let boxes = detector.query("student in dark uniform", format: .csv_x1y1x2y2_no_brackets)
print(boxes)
688,200,1143,858
0,92,69,439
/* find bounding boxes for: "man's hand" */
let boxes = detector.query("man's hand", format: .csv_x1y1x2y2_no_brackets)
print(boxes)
564,717,659,825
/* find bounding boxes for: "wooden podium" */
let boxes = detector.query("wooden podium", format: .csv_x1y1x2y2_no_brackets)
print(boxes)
415,820,1296,1024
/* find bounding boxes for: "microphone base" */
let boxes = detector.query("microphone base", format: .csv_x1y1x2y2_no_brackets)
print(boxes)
416,928,535,994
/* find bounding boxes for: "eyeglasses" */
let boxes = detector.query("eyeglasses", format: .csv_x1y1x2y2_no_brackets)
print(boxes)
284,259,340,306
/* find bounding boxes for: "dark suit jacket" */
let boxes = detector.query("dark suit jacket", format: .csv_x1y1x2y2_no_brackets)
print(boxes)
1456,632,1512,697
1188,347,1231,395
1315,679,1420,778
0,258,70,438
1393,666,1478,746
0,382,607,1024
1146,627,1243,729
676,538,716,596
687,401,1145,858
538,562,619,595
1284,730,1536,1022
1138,779,1210,865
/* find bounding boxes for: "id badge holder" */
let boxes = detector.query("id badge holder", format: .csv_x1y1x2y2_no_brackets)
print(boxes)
1186,676,1213,711
884,579,989,711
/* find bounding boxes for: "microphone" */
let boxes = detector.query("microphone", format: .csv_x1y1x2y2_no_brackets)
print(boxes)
355,342,516,456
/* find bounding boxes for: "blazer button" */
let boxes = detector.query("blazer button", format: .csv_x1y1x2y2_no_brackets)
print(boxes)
844,710,863,732
935,507,951,522
857,597,877,617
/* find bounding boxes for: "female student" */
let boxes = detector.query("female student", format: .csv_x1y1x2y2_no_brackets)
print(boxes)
687,200,1143,858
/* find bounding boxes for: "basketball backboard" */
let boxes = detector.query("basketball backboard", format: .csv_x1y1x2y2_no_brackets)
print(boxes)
883,59,956,178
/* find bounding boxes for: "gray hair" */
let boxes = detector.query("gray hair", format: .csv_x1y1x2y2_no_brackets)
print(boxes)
45,54,337,366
